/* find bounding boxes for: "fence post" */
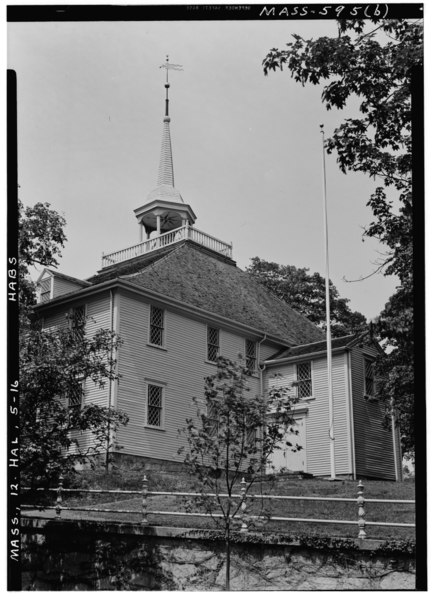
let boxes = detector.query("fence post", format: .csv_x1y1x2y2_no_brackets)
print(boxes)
240,477,248,533
357,480,366,539
142,475,148,524
55,474,64,519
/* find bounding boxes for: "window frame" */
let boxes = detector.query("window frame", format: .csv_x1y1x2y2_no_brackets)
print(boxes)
144,381,166,430
69,304,87,341
296,361,313,399
206,326,220,363
148,305,165,349
245,339,257,372
363,356,376,399
67,378,84,411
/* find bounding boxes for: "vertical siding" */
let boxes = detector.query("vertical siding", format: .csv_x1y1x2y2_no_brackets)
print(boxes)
265,353,352,477
310,354,351,476
351,345,397,480
115,290,277,462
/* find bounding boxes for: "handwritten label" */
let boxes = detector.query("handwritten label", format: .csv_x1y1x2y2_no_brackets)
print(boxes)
259,4,390,19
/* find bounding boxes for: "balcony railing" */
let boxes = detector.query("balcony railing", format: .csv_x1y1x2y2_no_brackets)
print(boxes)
101,225,232,269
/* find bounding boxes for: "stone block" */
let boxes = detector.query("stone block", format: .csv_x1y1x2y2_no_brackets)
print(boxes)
380,571,415,590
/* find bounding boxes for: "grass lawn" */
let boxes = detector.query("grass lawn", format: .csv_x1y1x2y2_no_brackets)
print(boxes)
22,473,415,542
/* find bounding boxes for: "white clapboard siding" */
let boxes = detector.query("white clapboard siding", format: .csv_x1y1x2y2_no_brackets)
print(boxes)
115,290,278,462
266,353,351,477
350,344,397,480
42,293,113,455
74,293,113,453
52,277,85,299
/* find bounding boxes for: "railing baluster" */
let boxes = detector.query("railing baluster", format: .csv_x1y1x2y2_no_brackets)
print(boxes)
357,480,366,539
55,475,64,519
240,477,248,533
142,475,148,524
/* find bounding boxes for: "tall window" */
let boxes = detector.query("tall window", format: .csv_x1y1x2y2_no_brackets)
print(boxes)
71,305,86,341
67,380,83,410
206,401,219,436
149,306,164,347
296,362,312,398
245,339,257,371
207,326,220,362
364,358,375,397
146,384,164,428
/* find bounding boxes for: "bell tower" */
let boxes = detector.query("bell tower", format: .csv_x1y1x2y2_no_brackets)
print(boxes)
134,56,196,241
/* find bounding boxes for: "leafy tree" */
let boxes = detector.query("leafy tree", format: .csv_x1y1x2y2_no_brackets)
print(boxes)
262,18,421,283
374,285,414,456
178,356,300,591
20,311,128,484
247,257,367,337
18,198,67,327
18,201,128,483
262,18,422,455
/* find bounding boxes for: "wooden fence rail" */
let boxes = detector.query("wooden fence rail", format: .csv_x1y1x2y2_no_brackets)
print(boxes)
22,477,415,540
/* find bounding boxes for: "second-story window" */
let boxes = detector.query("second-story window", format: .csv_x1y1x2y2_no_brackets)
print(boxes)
149,306,164,347
207,326,220,362
245,339,257,372
71,305,86,342
364,358,375,397
296,362,312,398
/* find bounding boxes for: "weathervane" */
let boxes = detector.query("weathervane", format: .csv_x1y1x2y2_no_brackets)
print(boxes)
159,55,183,118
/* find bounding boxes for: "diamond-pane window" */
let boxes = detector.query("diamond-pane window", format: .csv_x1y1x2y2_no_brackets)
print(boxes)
68,381,83,409
246,425,257,446
207,327,220,362
206,401,219,436
149,306,164,346
147,384,163,427
297,362,312,398
364,358,375,397
71,305,86,341
245,339,257,371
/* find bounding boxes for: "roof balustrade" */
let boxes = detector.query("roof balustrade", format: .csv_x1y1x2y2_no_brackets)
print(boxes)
102,225,232,268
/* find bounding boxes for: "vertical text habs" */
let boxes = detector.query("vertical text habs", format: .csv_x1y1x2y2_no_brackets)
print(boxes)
8,257,17,302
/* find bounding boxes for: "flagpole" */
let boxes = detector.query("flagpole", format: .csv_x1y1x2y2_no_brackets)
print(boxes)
320,125,336,480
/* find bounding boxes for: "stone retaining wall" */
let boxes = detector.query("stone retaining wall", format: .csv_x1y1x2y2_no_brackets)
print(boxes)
21,518,415,591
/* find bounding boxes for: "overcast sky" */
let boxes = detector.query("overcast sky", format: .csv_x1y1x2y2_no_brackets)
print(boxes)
8,16,403,320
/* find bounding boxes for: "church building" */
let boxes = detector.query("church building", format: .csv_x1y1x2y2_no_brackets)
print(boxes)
35,59,402,481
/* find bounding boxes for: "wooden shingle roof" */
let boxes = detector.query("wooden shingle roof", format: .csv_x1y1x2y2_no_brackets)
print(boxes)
110,241,324,345
267,334,358,361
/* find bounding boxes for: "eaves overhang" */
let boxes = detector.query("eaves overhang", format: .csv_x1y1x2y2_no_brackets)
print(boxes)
34,277,293,349
263,346,351,366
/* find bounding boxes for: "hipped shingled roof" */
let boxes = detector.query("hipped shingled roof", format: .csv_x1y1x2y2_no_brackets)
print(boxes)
90,241,324,346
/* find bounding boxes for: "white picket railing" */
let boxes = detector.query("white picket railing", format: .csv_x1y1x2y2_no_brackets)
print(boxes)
102,226,232,268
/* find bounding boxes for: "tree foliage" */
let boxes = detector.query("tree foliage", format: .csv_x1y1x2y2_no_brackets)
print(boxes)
374,285,414,455
18,199,67,326
179,356,300,590
19,201,128,483
20,312,128,484
247,257,367,337
263,18,422,455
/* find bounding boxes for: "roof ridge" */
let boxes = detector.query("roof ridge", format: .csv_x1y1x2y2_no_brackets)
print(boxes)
120,241,187,279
